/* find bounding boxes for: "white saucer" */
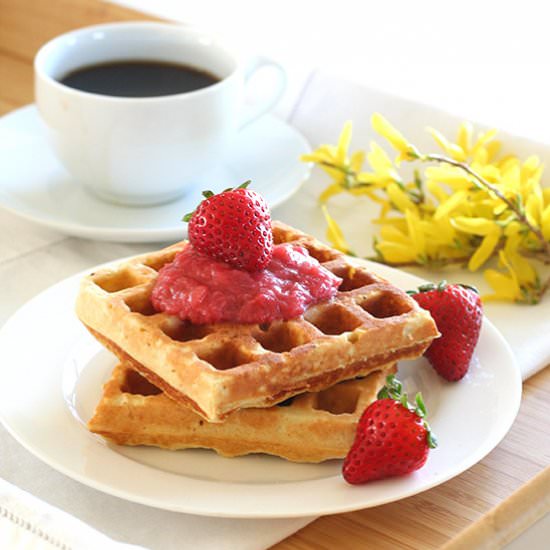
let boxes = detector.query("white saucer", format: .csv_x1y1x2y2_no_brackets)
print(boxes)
0,105,311,243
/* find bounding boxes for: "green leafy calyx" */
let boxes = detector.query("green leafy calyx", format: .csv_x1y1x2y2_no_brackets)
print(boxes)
377,374,438,449
182,180,252,223
408,280,479,296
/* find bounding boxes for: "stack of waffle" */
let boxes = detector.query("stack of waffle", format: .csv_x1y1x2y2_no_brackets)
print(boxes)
78,222,438,463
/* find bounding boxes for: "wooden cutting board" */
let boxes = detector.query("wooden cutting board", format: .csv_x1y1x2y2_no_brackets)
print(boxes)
1,0,549,547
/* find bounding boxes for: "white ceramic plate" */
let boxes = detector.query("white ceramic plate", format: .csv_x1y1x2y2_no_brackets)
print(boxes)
0,105,310,243
0,257,521,518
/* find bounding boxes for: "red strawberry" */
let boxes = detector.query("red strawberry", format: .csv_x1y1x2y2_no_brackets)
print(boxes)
410,281,483,381
343,375,436,484
184,181,273,271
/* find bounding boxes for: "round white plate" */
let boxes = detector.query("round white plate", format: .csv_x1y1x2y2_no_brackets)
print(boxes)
0,105,311,243
0,259,521,518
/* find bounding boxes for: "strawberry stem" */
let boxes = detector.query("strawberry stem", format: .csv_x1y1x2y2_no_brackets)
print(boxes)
427,430,438,449
459,283,479,294
377,374,438,449
377,373,402,400
411,280,478,296
437,280,448,291
415,393,426,417
417,282,437,292
182,181,254,223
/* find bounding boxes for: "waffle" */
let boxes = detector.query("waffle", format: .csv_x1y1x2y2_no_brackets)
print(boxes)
88,362,396,463
76,221,438,422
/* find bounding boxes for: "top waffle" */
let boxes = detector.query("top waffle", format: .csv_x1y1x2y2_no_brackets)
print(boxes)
76,221,438,422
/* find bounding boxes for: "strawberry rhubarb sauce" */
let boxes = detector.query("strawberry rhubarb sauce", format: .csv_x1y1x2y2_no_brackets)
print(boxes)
151,243,342,324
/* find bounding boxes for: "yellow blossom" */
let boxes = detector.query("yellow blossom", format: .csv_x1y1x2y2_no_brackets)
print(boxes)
484,253,522,301
457,122,473,155
504,234,537,285
405,209,426,258
367,141,392,174
468,229,501,271
451,217,500,236
427,127,466,161
484,246,538,303
425,166,473,191
350,150,366,173
304,121,369,204
541,204,550,241
335,121,352,164
365,142,402,184
321,206,352,254
376,225,418,263
525,192,543,228
485,140,502,163
472,129,498,156
386,183,418,213
479,164,501,184
371,113,419,163
319,182,344,204
497,155,520,174
426,180,450,204
304,116,550,304
434,190,469,220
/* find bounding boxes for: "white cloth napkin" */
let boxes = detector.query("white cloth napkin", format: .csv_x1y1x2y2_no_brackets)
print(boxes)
0,477,145,550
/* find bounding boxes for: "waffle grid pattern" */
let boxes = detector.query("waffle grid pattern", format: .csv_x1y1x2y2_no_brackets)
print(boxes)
77,222,438,421
89,362,395,462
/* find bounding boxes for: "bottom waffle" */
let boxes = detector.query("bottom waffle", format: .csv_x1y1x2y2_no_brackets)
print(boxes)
88,362,396,463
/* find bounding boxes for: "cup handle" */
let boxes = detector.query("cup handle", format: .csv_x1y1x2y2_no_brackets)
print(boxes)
239,56,287,129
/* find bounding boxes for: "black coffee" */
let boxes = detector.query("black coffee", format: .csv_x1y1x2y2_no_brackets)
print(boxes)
59,60,219,97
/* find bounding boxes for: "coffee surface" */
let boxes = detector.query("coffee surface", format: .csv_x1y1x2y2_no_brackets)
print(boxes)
59,61,219,97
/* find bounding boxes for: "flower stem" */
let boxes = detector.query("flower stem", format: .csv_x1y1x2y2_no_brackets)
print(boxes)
522,250,550,265
424,153,550,261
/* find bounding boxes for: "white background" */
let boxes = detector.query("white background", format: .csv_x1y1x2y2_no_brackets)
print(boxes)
112,0,550,143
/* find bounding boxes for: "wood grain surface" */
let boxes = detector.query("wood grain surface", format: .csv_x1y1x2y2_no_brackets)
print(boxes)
1,0,549,548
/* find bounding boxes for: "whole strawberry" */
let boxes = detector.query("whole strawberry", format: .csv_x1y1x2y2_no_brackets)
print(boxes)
184,181,273,271
343,375,436,484
410,281,482,382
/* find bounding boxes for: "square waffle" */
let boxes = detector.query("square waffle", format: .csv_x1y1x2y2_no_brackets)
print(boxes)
88,362,396,463
76,221,438,422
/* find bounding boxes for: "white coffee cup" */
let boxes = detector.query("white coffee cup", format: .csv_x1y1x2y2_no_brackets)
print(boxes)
34,22,286,206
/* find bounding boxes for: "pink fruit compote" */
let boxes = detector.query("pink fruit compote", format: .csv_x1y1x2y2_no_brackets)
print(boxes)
151,242,342,324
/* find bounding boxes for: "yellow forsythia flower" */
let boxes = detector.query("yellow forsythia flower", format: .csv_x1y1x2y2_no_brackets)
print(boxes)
376,224,418,263
319,182,344,204
468,229,501,271
335,121,353,164
371,113,419,163
434,190,469,220
484,258,523,302
451,217,500,236
386,183,418,213
304,116,550,304
457,122,473,155
321,206,353,254
541,204,550,241
427,127,466,161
